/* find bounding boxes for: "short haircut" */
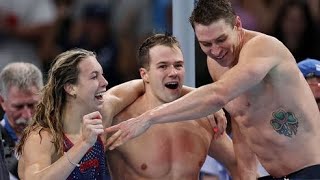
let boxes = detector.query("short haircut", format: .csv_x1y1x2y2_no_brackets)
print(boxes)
189,0,236,29
137,33,181,69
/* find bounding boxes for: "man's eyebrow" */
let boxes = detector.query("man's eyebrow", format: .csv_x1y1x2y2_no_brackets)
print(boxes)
175,60,184,64
198,40,210,44
198,35,225,43
156,61,168,65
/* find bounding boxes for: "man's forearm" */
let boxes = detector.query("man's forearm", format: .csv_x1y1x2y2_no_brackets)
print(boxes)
146,83,226,125
105,79,144,117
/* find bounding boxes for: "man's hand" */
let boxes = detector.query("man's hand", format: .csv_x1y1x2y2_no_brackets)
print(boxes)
207,109,227,139
105,115,151,150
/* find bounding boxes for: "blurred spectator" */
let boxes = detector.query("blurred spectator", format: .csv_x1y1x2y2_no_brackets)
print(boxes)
43,1,121,87
271,0,320,63
0,0,57,71
306,0,320,26
110,0,153,81
40,0,76,79
0,62,43,180
240,0,284,33
298,59,320,111
111,0,152,45
72,2,120,88
230,0,257,30
153,0,172,33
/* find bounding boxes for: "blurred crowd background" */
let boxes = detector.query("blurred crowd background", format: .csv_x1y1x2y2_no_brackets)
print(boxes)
1,0,320,88
1,0,320,114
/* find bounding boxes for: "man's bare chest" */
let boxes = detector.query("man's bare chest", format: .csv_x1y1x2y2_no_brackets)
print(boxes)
114,123,211,174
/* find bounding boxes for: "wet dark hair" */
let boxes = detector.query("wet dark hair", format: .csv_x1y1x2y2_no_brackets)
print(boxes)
189,0,236,29
137,33,181,69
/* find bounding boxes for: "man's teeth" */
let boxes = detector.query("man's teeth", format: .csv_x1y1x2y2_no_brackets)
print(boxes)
95,91,106,96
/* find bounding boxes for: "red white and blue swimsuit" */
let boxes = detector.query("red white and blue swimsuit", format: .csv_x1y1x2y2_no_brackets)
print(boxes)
63,135,109,180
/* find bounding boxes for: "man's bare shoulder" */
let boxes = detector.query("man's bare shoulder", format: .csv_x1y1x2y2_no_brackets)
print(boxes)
243,32,285,56
240,31,292,67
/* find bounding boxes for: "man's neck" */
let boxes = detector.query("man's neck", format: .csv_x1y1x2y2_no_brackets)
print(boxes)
232,29,246,67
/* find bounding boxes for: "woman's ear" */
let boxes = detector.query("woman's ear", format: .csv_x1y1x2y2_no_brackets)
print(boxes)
64,83,77,98
139,68,149,83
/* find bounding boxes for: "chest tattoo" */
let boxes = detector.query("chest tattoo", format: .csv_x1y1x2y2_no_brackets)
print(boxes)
270,109,299,137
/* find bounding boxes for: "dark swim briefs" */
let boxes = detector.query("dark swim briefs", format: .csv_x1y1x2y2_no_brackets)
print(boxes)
258,164,320,180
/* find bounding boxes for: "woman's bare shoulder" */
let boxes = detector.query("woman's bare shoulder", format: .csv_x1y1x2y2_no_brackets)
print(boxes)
23,128,55,155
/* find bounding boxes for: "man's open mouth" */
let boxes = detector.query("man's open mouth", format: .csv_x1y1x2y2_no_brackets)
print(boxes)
165,82,179,89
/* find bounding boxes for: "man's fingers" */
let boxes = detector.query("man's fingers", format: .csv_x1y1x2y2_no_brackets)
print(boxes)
109,140,122,150
106,129,122,147
208,114,217,127
207,115,219,138
105,124,120,133
109,132,129,150
213,127,219,133
216,117,224,135
215,118,225,139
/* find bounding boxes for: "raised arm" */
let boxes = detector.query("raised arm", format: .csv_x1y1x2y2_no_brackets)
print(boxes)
181,84,226,137
21,132,92,180
102,79,144,126
20,112,103,179
143,36,281,123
